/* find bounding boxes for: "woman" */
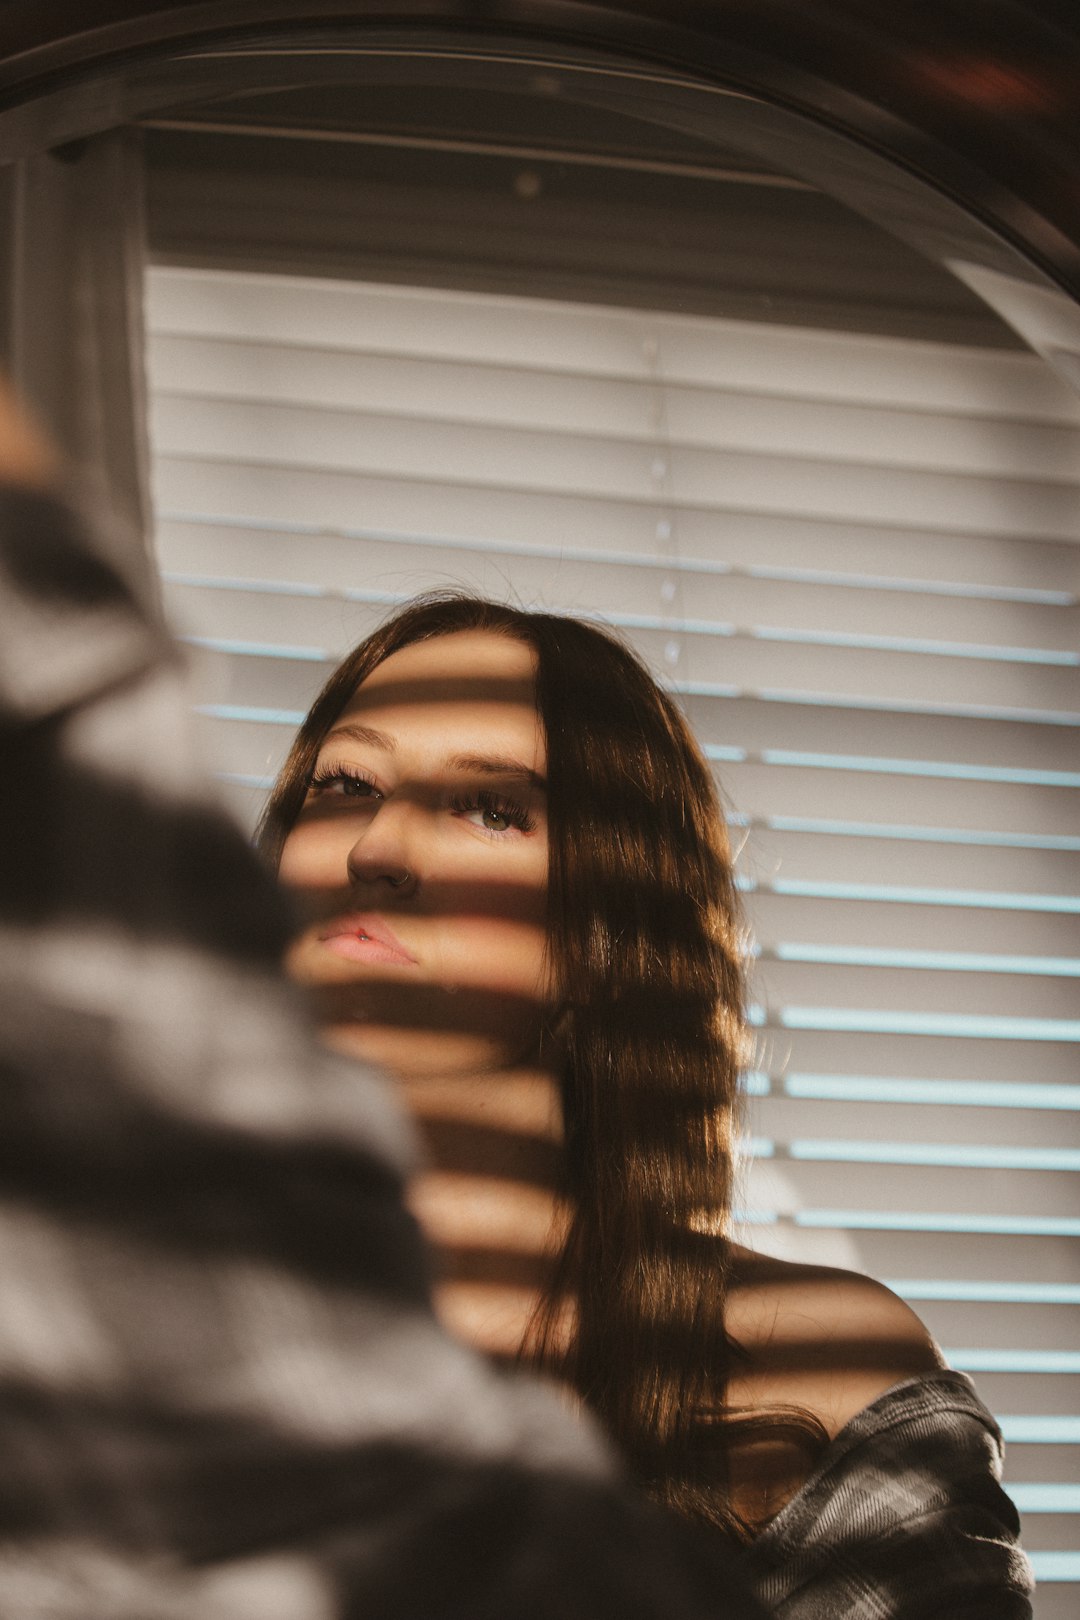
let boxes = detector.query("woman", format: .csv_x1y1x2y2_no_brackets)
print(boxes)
258,593,1032,1615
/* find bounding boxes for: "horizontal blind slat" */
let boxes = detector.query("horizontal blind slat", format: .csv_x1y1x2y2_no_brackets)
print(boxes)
154,504,1080,597
1003,1446,1078,1486
743,1156,1079,1219
755,1027,1080,1085
146,266,1080,420
150,397,1080,541
725,762,1077,839
751,1225,1080,1290
754,1095,1080,1149
746,892,1080,957
740,829,1080,897
688,698,1079,778
161,566,1079,658
751,959,1079,1022
147,331,1080,481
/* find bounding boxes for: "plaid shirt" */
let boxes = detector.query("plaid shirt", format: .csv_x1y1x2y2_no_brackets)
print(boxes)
0,483,764,1619
740,1371,1034,1618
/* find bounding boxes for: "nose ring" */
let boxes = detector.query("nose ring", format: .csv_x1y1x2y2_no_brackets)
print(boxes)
387,871,412,889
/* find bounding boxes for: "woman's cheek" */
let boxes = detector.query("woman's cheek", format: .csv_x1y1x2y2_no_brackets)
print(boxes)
433,879,549,996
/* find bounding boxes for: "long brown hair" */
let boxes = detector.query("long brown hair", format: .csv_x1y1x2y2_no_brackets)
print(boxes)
258,594,773,1535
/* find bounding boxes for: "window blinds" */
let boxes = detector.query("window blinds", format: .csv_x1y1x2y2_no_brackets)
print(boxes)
146,264,1080,1613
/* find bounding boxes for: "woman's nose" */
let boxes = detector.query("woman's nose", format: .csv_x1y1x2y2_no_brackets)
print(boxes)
345,804,419,895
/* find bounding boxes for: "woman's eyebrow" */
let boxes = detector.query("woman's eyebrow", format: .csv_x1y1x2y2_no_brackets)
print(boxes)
323,723,395,752
449,753,547,792
320,732,545,790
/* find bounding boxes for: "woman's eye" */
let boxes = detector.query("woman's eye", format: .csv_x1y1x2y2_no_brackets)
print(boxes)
308,767,381,800
453,793,532,836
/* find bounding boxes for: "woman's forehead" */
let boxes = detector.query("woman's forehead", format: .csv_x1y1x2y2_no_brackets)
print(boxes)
338,630,545,764
364,629,537,692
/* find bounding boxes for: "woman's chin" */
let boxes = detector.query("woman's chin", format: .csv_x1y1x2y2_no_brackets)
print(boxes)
292,970,554,1081
318,1017,544,1082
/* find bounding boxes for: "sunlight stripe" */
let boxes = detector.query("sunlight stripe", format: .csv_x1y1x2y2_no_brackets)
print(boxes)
157,508,325,535
778,1009,1080,1041
740,1070,771,1096
742,562,1074,606
765,817,1080,851
752,625,1078,666
998,1416,1080,1442
783,1075,1080,1110
731,1208,780,1226
755,689,1080,726
164,572,325,595
761,749,1080,786
773,944,1080,976
788,1140,1080,1171
1028,1551,1080,1581
886,1282,1080,1306
768,880,1080,914
948,1349,1080,1375
1006,1482,1080,1510
196,703,304,725
214,771,274,790
182,634,327,661
744,1137,774,1159
793,1211,1080,1236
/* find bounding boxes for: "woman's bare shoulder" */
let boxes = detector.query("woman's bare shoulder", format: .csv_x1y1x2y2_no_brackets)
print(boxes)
724,1245,945,1439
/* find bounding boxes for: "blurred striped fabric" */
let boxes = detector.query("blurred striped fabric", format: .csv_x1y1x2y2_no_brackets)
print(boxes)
0,481,758,1620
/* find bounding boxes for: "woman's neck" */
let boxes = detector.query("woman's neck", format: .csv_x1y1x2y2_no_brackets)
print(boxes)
398,1065,570,1362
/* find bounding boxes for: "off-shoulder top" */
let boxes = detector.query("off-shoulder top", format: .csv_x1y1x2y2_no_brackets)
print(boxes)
736,1371,1034,1619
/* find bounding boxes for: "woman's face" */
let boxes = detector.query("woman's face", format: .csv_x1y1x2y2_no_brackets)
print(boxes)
279,630,552,1079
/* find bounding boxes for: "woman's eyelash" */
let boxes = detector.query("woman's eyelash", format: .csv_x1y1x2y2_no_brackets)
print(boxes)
450,790,534,834
307,762,381,797
305,768,532,833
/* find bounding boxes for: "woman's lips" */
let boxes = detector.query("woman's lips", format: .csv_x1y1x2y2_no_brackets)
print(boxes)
318,913,418,966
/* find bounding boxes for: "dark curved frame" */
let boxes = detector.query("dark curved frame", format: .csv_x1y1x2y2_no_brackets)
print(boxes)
3,2,1080,302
